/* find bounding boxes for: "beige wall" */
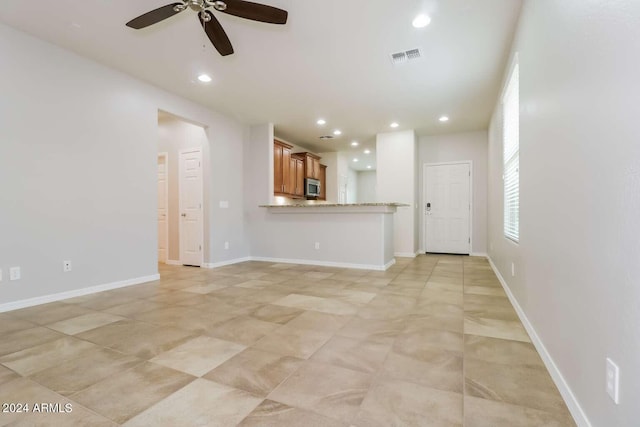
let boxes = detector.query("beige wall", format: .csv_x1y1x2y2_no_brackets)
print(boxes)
488,1,640,425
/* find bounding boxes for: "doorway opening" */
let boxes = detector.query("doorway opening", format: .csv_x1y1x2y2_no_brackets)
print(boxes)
157,110,207,267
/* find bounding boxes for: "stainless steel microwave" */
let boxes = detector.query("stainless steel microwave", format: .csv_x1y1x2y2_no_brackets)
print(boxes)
305,178,321,197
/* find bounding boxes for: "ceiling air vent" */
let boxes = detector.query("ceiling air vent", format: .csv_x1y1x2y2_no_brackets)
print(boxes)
319,135,334,140
390,47,423,66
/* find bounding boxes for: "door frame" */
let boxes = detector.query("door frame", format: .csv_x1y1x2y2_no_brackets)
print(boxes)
178,148,204,267
157,152,169,263
422,161,473,254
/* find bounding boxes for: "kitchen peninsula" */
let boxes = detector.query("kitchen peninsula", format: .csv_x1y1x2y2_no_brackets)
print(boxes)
258,203,408,270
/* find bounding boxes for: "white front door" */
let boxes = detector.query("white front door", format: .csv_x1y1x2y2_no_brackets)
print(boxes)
179,149,203,266
157,154,168,263
424,162,471,254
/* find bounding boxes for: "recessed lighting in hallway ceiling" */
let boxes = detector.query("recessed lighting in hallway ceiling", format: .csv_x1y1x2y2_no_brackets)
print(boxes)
353,158,359,162
390,122,399,128
364,149,371,154
367,165,372,169
197,74,212,83
439,116,450,122
351,141,359,147
316,119,326,125
412,14,431,29
333,130,342,136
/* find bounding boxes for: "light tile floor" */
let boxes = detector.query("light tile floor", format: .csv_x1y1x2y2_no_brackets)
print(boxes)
0,255,575,426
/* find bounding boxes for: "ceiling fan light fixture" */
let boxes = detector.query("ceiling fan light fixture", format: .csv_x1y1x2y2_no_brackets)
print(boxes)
212,1,228,11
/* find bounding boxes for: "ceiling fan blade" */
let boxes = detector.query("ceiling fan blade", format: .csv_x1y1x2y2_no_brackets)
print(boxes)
200,11,234,56
126,3,185,29
220,0,288,24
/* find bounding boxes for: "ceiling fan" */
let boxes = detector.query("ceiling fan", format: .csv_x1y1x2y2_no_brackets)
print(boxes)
126,0,288,56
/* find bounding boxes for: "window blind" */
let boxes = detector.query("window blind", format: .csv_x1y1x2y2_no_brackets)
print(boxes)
503,62,519,242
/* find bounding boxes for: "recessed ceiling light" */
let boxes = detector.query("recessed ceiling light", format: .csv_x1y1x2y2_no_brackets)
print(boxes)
317,119,326,125
412,14,431,28
367,165,372,169
390,122,399,128
439,116,449,122
333,130,342,136
364,149,371,154
197,74,212,83
351,141,359,147
353,158,359,162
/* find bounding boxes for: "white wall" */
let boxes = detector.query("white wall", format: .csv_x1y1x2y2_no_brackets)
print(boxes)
157,115,206,262
357,171,377,203
418,131,488,254
376,130,417,256
0,23,247,306
318,152,338,203
346,168,358,204
488,1,640,426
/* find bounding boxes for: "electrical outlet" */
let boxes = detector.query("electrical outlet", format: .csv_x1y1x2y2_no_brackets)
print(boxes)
10,267,20,281
314,242,320,250
63,260,72,272
606,358,620,404
511,262,515,277
224,241,229,250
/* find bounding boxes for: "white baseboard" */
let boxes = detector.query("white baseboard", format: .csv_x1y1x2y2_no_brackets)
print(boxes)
470,252,488,257
0,274,160,314
202,257,252,269
487,257,591,427
165,260,181,266
394,252,418,258
250,256,394,271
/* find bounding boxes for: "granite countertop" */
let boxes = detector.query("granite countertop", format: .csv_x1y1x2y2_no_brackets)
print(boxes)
260,203,410,208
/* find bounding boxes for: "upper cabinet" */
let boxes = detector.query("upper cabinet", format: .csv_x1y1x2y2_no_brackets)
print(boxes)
274,142,327,199
274,140,292,196
319,164,327,201
293,152,322,180
289,157,305,198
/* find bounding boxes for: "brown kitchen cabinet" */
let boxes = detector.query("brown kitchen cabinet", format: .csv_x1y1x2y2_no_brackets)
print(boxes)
293,152,322,180
319,164,327,200
289,157,305,198
274,140,292,196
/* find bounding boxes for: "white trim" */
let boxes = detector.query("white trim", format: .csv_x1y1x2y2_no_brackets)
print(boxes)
394,252,418,258
0,274,160,314
250,256,395,272
422,161,473,255
487,257,591,427
166,260,182,266
202,257,252,269
470,252,488,258
157,152,169,264
178,148,204,267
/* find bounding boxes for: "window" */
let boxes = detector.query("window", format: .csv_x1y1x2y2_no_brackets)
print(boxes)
503,59,519,242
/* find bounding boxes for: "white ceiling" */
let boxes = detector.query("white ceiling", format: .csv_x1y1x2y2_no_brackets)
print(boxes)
0,0,522,171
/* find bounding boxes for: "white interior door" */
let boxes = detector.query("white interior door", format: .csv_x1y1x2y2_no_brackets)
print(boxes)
157,154,168,263
424,163,471,254
179,149,203,266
